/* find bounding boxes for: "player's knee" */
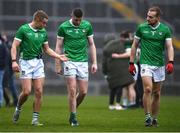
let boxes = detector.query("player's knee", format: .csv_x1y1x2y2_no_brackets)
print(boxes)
69,89,76,98
80,92,87,97
22,89,31,96
153,90,160,99
35,88,43,97
144,86,152,94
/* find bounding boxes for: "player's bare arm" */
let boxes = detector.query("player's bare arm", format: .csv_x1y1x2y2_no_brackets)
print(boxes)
112,52,130,59
43,43,68,61
129,38,139,63
88,36,97,74
55,38,64,74
166,39,174,62
11,39,21,72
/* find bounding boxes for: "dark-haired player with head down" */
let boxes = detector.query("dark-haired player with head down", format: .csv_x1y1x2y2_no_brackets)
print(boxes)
55,8,97,126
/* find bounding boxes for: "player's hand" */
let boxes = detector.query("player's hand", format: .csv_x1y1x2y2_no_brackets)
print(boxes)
91,63,97,74
59,54,69,61
128,62,136,76
166,61,174,74
12,61,20,72
55,64,63,75
55,68,63,75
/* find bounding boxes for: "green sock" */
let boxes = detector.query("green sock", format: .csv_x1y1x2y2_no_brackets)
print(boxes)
145,113,151,120
70,112,76,118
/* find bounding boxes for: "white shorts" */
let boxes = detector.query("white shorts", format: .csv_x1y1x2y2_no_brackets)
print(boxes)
63,61,88,80
133,64,138,81
19,58,45,79
140,64,165,82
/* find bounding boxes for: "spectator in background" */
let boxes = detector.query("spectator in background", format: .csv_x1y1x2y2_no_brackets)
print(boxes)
129,6,174,127
0,33,7,107
102,33,123,110
102,32,134,111
1,32,18,107
112,30,136,108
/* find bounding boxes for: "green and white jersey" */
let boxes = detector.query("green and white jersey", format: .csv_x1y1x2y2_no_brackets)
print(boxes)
57,19,93,62
15,23,48,60
135,22,172,66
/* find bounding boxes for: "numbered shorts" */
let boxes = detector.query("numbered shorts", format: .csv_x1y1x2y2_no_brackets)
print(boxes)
63,61,88,80
140,64,165,82
19,58,45,79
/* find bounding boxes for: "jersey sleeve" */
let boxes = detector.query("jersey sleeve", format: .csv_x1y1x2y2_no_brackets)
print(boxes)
43,31,48,45
15,26,24,42
165,26,172,40
57,25,65,39
135,25,141,40
87,23,93,37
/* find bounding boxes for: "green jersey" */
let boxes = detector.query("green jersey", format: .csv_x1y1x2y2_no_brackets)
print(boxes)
135,22,172,66
15,23,48,60
57,19,93,61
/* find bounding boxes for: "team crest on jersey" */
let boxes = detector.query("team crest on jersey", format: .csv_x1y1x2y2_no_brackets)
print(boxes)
82,29,86,33
159,32,163,35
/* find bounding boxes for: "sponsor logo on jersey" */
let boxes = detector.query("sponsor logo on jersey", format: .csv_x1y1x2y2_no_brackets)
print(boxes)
35,33,38,38
27,33,32,36
67,29,73,33
142,31,149,34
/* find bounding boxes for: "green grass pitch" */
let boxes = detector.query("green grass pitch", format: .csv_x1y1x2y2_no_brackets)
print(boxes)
0,95,180,132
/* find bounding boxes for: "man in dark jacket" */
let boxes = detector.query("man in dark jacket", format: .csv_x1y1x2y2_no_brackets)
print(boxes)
102,32,134,110
1,33,18,107
0,34,7,107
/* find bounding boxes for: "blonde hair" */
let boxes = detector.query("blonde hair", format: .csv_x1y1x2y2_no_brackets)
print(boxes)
33,10,48,21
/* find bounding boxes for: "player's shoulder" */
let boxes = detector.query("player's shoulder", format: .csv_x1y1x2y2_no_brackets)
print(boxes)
19,23,29,30
60,20,69,27
81,20,91,26
159,22,170,30
138,22,148,28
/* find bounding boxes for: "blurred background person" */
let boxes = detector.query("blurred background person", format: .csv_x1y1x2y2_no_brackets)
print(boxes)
1,32,18,107
112,30,136,108
0,33,7,107
102,32,134,110
102,33,122,110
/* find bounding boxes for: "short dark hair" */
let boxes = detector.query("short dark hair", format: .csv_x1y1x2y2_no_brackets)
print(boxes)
149,6,162,17
120,30,131,39
72,8,83,18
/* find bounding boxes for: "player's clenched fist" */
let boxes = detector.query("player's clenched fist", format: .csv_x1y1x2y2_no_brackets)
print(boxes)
128,62,136,76
166,61,174,74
